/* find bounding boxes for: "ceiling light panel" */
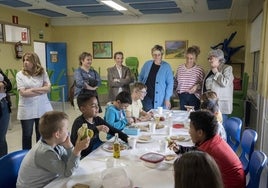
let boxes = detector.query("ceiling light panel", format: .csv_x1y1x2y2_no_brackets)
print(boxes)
130,2,177,10
67,5,113,12
0,0,31,7
140,8,181,14
207,0,232,10
28,9,66,17
47,0,99,6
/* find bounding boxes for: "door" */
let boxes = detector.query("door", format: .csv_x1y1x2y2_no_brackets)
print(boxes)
46,42,68,101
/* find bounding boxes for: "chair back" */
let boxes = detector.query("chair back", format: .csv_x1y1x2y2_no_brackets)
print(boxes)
125,57,139,80
0,150,28,188
224,117,242,152
247,151,267,188
239,128,258,174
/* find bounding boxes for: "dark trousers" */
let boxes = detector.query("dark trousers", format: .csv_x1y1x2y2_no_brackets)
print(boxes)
0,99,10,157
178,93,200,111
21,118,41,149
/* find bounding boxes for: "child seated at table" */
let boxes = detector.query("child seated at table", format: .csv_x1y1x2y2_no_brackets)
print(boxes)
17,111,90,188
200,91,226,140
104,91,132,130
71,92,129,158
174,151,224,188
126,82,152,123
168,111,245,188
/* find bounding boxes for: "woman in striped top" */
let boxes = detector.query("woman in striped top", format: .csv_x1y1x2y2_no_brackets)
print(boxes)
174,45,205,110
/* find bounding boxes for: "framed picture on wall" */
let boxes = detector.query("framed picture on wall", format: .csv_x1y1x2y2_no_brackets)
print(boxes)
165,40,188,59
92,41,113,59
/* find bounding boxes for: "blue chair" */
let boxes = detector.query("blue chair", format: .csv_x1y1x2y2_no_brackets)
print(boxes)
224,117,242,152
247,151,267,188
239,128,258,175
0,150,28,188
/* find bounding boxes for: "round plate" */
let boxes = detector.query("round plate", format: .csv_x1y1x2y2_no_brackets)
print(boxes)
66,175,102,188
137,135,153,143
163,154,178,164
102,142,128,152
168,135,191,142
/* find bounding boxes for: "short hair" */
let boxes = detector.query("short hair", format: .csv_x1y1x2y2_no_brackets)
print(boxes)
79,52,92,66
208,49,225,64
189,111,218,139
115,91,132,104
186,45,200,57
174,151,224,188
151,44,164,55
200,91,219,114
39,111,68,139
132,82,147,92
114,51,124,59
77,92,97,108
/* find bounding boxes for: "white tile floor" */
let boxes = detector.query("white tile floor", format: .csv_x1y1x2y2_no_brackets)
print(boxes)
6,100,105,153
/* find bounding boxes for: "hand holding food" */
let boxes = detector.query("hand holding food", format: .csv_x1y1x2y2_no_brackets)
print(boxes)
78,124,94,140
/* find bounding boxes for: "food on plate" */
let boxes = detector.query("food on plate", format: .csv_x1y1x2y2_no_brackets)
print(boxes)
165,154,176,161
78,124,94,140
138,135,152,141
72,183,90,188
137,125,149,132
156,123,164,129
170,135,186,141
159,116,165,121
106,143,127,151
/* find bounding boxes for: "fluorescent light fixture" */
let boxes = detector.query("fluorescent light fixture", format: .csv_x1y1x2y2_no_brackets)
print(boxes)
101,0,127,11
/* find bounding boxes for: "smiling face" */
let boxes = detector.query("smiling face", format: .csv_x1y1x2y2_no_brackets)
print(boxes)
81,55,93,69
114,53,124,66
80,96,99,118
185,53,197,67
152,50,163,64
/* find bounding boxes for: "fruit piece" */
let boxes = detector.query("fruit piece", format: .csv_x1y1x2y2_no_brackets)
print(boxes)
78,124,94,140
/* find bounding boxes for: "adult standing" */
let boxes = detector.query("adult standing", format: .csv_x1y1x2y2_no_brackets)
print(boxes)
203,49,234,121
139,44,173,111
16,52,53,149
107,51,133,102
0,69,12,157
174,45,205,110
74,52,102,112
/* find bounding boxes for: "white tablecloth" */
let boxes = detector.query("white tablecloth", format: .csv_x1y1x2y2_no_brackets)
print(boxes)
45,110,192,188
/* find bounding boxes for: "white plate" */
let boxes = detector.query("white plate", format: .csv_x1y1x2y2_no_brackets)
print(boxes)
168,135,191,142
102,142,128,152
163,154,178,164
66,175,102,188
137,135,153,143
134,122,149,126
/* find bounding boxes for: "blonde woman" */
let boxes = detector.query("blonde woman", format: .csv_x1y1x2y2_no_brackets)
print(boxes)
16,52,53,149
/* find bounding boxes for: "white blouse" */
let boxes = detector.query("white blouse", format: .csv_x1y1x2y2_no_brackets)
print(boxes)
16,71,53,120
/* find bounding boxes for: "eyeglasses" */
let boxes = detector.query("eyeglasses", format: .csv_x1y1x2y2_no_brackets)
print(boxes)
139,90,147,94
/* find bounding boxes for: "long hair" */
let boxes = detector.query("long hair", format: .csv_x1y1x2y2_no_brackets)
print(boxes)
174,151,224,188
22,52,44,76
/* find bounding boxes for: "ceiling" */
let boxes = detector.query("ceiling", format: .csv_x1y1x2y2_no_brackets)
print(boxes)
0,0,250,26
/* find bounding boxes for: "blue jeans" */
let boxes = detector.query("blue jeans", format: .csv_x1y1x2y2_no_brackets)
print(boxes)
0,99,10,157
21,118,40,149
179,93,200,111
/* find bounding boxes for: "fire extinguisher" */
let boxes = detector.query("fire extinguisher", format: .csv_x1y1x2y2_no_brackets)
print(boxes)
15,41,23,59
